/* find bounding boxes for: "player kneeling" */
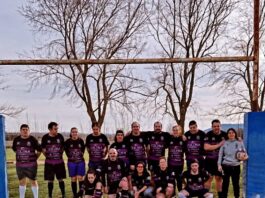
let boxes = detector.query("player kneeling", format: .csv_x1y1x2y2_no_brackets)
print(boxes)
77,170,102,198
178,159,213,198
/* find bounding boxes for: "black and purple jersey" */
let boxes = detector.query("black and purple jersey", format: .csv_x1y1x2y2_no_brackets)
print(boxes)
182,170,209,191
131,172,151,189
101,159,128,186
145,131,170,161
41,133,64,165
185,130,205,160
204,130,227,160
153,168,175,191
124,134,147,165
85,134,109,162
110,142,129,165
12,135,41,167
64,138,85,163
81,178,99,195
167,136,186,166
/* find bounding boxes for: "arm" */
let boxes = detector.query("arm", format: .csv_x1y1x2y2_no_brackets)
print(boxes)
204,140,225,151
218,144,225,166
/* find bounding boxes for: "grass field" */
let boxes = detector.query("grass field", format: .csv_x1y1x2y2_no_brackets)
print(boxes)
6,148,243,198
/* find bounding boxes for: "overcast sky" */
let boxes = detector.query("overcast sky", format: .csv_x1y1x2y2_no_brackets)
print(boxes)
0,0,243,133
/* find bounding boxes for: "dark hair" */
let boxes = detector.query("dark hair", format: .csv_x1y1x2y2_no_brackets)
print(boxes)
189,120,197,126
159,156,167,162
134,161,149,177
20,124,29,130
48,122,58,130
114,130,124,142
83,170,97,186
211,119,221,125
190,158,199,166
70,127,77,138
154,121,162,128
91,122,99,128
227,128,238,140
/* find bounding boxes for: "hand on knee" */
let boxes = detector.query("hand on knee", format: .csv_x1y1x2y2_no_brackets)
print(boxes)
178,192,187,198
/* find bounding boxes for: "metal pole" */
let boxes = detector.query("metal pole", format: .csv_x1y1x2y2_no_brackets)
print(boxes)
253,0,260,111
0,56,254,65
0,115,8,198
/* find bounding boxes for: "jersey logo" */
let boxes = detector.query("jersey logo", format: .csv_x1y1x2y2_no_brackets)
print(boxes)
188,136,191,139
122,145,126,148
170,141,173,145
90,139,94,143
57,139,60,143
180,141,183,145
198,177,202,182
70,144,73,147
139,138,143,143
152,136,155,140
212,137,215,141
188,178,192,182
17,141,20,145
108,167,111,170
196,136,200,140
78,144,81,148
166,176,169,180
99,138,102,142
47,140,51,144
130,139,133,142
161,136,164,141
117,165,121,170
204,137,208,141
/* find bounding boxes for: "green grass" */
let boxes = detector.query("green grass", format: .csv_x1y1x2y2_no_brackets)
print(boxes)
6,148,243,197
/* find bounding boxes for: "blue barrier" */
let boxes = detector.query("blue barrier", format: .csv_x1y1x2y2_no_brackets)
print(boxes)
0,115,8,197
244,112,265,198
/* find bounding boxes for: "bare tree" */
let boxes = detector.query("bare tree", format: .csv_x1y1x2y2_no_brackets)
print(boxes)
0,68,25,117
212,0,265,117
148,0,236,128
21,0,148,127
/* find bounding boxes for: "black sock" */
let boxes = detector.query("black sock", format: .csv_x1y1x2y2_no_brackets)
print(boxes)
59,181,65,196
78,181,84,190
218,192,223,198
71,181,77,196
48,182,54,197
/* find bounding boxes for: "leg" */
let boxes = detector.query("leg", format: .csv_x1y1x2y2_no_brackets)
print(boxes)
231,166,240,198
71,176,78,197
204,176,213,190
215,175,223,197
19,178,27,198
56,163,66,197
30,179,38,198
48,181,54,198
221,166,231,198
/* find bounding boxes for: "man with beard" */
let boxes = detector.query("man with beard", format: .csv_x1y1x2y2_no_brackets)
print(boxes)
145,121,170,173
204,119,227,197
101,148,128,198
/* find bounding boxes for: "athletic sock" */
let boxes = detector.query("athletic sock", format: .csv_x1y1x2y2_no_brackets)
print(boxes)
31,186,39,198
19,185,26,198
48,182,54,198
59,181,65,197
78,181,84,190
71,181,77,196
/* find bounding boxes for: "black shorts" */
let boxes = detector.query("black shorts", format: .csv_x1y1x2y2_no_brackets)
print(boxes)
44,162,66,181
16,166,37,180
148,160,159,173
204,158,222,176
108,181,120,194
186,188,209,197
